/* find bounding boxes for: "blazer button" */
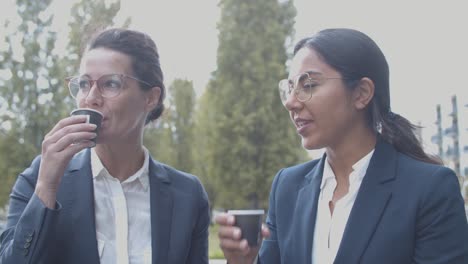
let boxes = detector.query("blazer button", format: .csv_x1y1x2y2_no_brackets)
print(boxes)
26,236,33,242
24,242,31,249
23,248,29,256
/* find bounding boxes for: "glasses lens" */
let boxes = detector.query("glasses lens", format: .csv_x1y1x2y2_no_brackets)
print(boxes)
278,79,291,104
68,76,91,98
295,73,315,102
97,74,123,98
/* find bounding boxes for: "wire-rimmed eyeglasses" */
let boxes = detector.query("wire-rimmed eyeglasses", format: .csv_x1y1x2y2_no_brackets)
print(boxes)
66,74,152,99
278,71,343,105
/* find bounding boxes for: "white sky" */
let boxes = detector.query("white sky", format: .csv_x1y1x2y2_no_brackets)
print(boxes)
1,0,468,167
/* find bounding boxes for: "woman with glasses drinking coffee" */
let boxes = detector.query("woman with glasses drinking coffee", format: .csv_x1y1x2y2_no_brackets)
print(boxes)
0,28,210,264
215,28,468,264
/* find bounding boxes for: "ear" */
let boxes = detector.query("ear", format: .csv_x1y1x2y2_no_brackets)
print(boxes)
352,77,375,110
145,86,161,112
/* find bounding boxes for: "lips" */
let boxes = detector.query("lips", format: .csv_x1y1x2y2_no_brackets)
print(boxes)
294,118,313,135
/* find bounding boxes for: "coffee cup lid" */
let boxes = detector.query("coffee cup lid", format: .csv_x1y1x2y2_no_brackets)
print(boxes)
70,108,103,117
227,210,265,215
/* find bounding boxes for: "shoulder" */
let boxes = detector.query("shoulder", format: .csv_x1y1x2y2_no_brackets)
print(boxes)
392,152,463,214
271,158,321,190
395,152,457,187
149,158,207,199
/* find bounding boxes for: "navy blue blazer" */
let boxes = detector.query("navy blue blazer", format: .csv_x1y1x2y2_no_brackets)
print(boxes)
259,139,468,263
0,149,210,264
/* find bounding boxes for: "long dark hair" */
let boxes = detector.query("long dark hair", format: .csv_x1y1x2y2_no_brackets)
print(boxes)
86,28,165,123
294,28,440,164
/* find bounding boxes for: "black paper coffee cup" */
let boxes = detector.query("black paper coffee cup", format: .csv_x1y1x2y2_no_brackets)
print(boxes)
228,209,265,247
70,108,103,144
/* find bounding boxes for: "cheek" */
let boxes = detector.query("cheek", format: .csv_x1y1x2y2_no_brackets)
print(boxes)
77,98,85,108
309,94,348,125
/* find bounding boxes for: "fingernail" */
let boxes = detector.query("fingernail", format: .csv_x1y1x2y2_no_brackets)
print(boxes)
228,216,235,224
233,229,241,238
240,239,249,249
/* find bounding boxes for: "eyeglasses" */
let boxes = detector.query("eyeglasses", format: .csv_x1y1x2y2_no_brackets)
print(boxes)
278,71,343,105
67,74,152,99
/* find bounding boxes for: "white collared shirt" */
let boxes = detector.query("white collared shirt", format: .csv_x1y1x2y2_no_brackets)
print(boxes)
311,150,374,264
91,148,152,264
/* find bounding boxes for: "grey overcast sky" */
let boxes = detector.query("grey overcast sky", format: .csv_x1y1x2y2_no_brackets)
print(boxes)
1,0,468,163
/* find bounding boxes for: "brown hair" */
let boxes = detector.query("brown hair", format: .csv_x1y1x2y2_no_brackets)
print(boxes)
87,28,165,123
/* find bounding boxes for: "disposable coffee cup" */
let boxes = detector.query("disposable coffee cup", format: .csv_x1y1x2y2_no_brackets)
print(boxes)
227,209,265,247
70,108,103,144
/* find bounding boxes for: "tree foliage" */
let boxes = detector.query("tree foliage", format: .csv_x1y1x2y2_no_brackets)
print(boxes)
145,79,196,173
0,0,122,206
194,0,307,209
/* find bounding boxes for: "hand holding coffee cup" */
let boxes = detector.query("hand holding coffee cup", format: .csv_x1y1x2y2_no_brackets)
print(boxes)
227,210,265,247
70,108,103,144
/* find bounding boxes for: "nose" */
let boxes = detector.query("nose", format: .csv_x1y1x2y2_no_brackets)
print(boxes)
83,81,103,107
284,92,301,111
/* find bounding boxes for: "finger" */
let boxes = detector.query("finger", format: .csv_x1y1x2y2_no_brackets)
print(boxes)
218,226,242,240
215,213,235,225
261,224,270,238
219,238,250,253
45,123,97,147
49,132,96,153
46,115,89,138
60,140,95,158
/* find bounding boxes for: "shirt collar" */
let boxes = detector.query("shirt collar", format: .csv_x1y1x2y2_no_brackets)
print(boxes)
320,149,375,189
350,149,374,183
91,147,150,191
321,158,336,190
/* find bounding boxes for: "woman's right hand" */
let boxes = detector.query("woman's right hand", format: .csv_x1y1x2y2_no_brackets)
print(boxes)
35,115,97,208
215,212,270,264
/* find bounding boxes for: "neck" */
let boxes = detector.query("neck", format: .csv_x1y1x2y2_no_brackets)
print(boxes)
95,143,145,182
326,127,376,182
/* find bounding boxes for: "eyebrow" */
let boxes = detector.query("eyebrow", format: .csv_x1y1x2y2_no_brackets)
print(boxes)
304,70,322,75
288,70,323,82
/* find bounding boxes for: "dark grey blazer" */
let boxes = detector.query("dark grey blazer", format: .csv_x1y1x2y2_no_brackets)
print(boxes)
0,149,210,264
259,138,468,263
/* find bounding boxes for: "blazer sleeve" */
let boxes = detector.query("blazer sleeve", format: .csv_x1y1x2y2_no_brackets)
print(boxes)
413,166,468,263
186,178,210,264
0,156,61,264
258,169,283,264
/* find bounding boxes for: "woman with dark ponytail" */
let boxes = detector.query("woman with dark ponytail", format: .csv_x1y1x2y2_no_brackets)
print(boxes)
216,28,468,263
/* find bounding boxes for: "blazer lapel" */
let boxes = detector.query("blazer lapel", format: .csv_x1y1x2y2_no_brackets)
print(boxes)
289,156,325,263
334,139,396,264
148,158,173,264
60,149,100,263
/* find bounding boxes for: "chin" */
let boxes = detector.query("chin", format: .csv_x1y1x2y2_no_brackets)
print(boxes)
301,136,325,150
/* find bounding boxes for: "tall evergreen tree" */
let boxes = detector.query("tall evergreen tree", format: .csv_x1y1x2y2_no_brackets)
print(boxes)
0,0,63,151
0,0,64,206
195,0,307,209
0,0,123,206
145,78,196,173
65,0,128,76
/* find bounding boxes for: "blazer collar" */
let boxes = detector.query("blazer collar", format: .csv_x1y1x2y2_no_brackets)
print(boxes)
61,149,100,263
148,158,173,264
334,137,396,263
289,156,326,263
67,148,91,172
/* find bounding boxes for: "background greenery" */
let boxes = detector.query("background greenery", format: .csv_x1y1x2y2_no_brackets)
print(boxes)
0,0,308,258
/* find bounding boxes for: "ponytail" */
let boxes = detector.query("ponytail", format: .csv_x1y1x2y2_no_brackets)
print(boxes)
380,112,442,165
